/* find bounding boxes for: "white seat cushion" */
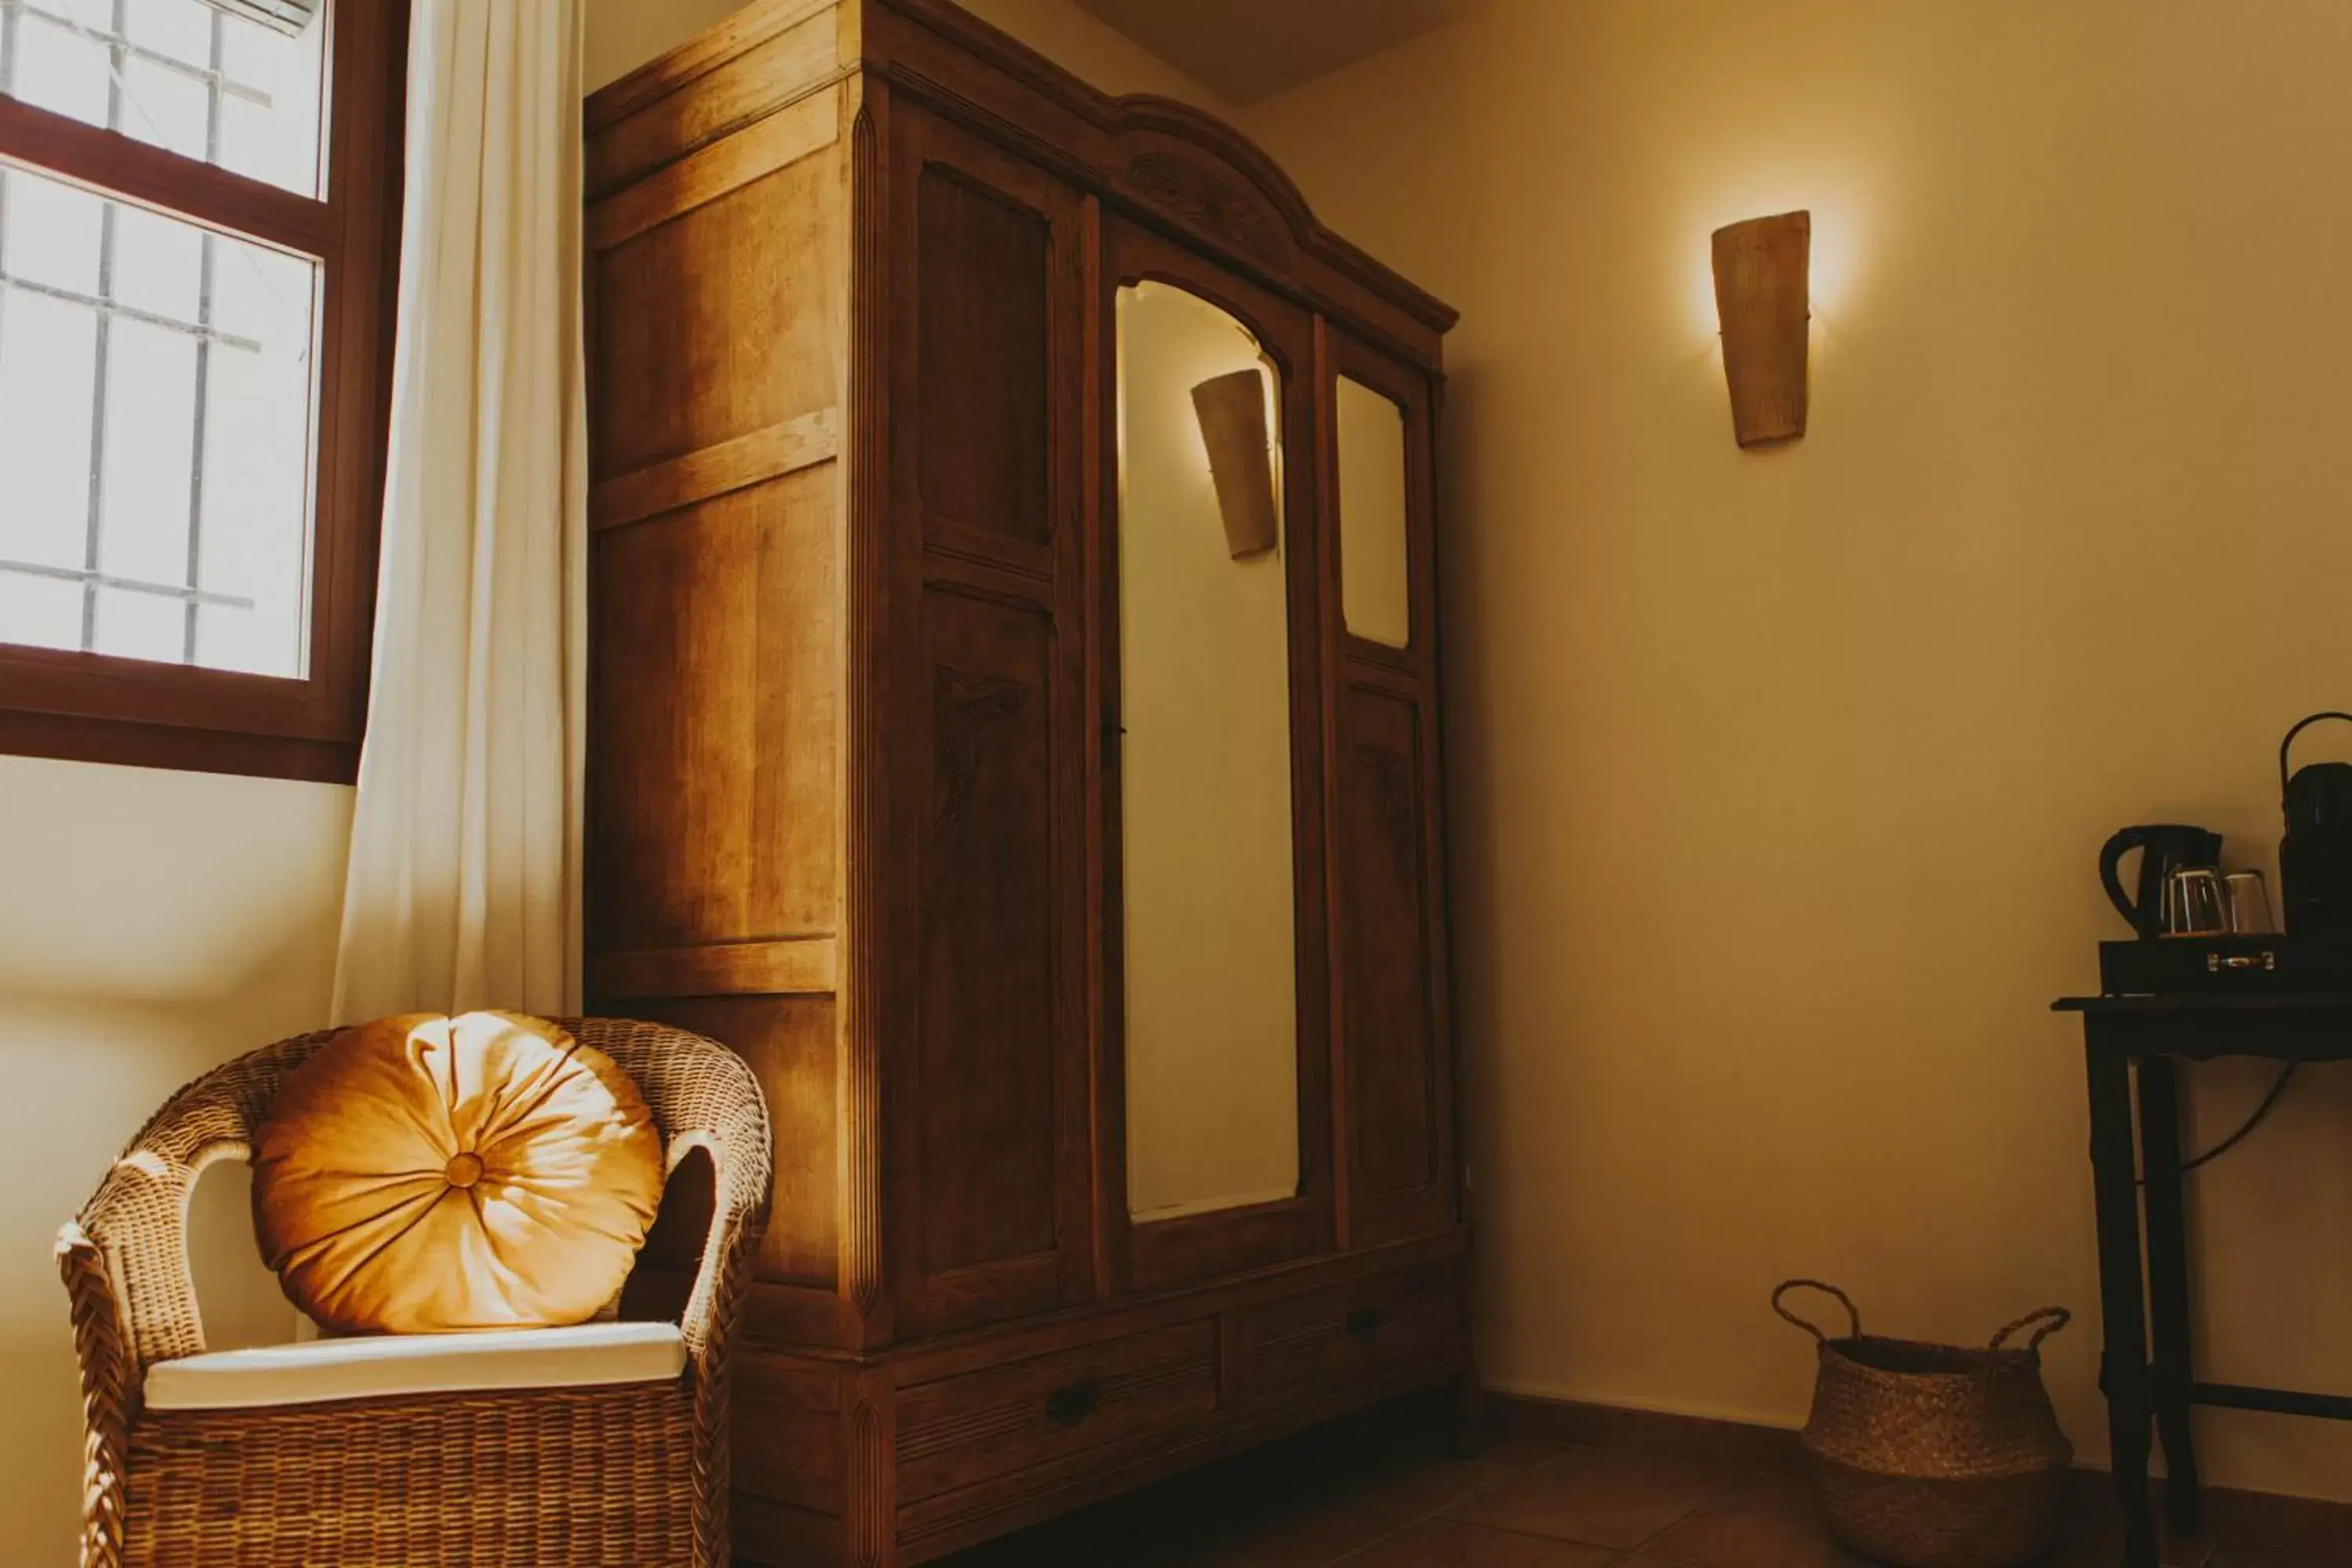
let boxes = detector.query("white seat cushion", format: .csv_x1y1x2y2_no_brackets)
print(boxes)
143,1320,687,1411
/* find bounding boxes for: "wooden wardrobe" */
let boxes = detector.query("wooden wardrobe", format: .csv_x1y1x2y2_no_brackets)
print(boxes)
584,2,1465,1562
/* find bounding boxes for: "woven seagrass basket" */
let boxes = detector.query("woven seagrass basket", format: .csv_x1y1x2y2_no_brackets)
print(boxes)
1773,1280,2074,1568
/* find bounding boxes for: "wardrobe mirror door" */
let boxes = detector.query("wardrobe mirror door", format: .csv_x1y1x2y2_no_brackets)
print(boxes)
1116,280,1301,1224
1336,376,1412,650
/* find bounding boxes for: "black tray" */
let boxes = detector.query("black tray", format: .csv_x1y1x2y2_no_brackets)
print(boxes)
2100,935,2352,996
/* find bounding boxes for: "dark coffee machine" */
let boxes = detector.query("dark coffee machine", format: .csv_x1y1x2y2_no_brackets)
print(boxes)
2280,713,2352,938
2100,824,2225,938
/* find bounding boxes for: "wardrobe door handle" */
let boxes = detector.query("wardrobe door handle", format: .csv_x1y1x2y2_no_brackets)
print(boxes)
1044,1380,1098,1428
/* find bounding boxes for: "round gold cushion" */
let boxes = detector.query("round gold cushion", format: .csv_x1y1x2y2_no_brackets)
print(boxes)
252,1012,666,1335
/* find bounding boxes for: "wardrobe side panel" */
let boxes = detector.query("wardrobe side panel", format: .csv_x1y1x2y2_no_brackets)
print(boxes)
586,79,854,1303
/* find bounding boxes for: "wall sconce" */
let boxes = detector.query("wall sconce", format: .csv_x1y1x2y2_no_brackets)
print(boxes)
1192,368,1279,557
1711,211,1810,448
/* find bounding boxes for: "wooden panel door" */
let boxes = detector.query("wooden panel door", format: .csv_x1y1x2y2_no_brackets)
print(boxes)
1098,213,1338,1296
886,100,1095,1338
1322,326,1459,1249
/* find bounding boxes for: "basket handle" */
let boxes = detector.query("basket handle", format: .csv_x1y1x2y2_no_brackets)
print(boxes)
1772,1279,1861,1343
1987,1306,2071,1356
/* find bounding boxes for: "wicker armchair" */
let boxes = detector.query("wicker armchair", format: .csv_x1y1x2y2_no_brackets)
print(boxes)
56,1018,771,1568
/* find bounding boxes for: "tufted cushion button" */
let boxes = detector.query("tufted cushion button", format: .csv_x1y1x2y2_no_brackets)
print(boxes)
445,1152,485,1189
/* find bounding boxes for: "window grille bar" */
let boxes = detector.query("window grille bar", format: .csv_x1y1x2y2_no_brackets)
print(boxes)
0,0,16,387
182,6,223,661
76,0,129,654
0,556,254,610
0,269,263,350
2,0,274,110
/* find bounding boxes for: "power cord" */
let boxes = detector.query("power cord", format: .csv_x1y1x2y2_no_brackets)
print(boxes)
2138,1063,2300,1185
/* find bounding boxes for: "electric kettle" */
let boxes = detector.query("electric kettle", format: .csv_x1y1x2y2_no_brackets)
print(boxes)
2100,824,2224,939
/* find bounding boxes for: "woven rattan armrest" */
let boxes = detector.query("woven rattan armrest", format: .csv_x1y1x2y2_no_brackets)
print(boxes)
555,1018,773,1566
55,1027,336,1566
556,1018,775,1371
63,1029,337,1387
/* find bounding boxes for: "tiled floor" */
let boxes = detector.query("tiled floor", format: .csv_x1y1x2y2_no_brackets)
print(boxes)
935,1396,2349,1568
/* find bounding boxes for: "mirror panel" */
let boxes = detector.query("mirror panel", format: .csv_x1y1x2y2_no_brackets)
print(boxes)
1117,281,1301,1224
1336,376,1412,649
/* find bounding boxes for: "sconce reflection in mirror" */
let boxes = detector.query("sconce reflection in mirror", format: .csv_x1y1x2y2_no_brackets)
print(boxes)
1191,369,1279,558
1711,211,1810,448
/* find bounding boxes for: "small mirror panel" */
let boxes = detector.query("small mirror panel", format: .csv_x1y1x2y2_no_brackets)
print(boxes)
1336,376,1411,650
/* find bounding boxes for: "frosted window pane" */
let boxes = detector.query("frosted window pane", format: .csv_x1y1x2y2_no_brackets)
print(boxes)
12,16,111,125
0,165,319,677
0,290,99,569
123,0,212,67
209,225,308,342
217,18,323,197
99,318,198,587
198,274,316,677
112,202,205,325
2,0,328,198
0,171,103,295
31,0,110,26
121,53,212,163
0,572,82,651
94,583,184,662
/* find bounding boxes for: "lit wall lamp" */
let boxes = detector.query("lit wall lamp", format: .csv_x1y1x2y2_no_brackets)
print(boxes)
1711,211,1810,448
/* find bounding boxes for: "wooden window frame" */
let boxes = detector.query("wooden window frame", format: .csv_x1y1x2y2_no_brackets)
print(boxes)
0,0,407,784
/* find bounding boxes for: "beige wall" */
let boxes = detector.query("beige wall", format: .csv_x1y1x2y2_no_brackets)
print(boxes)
947,0,1238,110
586,0,749,90
1238,0,2352,1502
0,756,350,1559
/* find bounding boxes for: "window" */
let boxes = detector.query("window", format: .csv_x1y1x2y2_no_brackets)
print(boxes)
0,0,404,782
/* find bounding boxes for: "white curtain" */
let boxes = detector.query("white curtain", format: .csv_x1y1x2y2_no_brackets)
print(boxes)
332,0,588,1024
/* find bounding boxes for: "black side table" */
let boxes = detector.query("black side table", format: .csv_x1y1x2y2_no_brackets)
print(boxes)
2053,994,2352,1567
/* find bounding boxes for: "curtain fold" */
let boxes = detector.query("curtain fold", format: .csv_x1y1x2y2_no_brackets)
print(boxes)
332,0,587,1024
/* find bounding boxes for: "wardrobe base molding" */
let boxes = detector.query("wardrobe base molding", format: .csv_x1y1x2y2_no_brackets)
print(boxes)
733,1243,1472,1567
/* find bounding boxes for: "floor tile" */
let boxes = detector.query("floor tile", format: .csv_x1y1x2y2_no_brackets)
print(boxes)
931,1396,2347,1568
2202,1489,2352,1563
1204,1485,1429,1566
1625,1473,1867,1568
1446,1444,1751,1550
1364,1432,1569,1519
1339,1519,1620,1567
940,1468,1278,1567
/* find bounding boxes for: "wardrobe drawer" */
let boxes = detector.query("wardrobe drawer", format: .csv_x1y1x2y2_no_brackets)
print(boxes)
895,1319,1220,1504
1241,1262,1461,1406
